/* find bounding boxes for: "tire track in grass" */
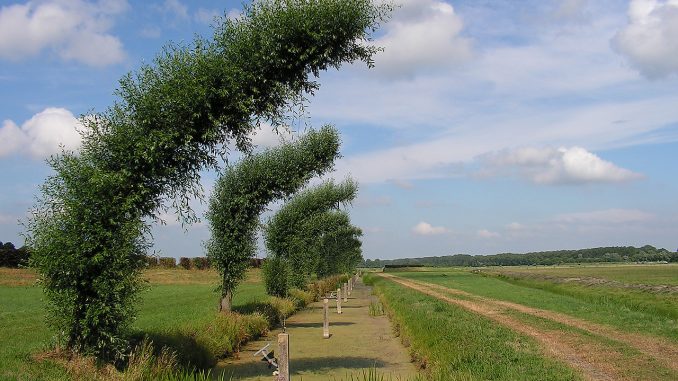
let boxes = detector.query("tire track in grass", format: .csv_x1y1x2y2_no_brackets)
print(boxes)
420,279,678,373
379,273,677,381
395,274,678,374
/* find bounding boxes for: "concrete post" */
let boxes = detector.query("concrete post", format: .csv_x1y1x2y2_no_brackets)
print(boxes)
276,333,289,381
336,287,342,314
347,279,351,296
343,283,348,302
323,298,330,338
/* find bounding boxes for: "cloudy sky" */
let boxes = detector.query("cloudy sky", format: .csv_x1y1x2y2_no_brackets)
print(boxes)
1,0,677,260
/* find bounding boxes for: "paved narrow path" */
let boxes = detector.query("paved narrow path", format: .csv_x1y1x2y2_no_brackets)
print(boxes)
214,278,418,380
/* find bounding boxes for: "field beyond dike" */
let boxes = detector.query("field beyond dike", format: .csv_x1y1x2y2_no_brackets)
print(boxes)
365,263,678,380
2,263,677,380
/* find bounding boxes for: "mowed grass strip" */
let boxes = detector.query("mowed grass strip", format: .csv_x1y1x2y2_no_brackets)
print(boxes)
493,263,678,285
365,274,581,381
395,269,678,342
0,268,267,380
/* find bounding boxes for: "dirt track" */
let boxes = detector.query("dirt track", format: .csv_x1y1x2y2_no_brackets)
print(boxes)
379,273,678,381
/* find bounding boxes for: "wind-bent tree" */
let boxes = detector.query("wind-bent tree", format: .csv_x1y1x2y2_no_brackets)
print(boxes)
206,126,340,312
264,179,358,289
26,0,389,360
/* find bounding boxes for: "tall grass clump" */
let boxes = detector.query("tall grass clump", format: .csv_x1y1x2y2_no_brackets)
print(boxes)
308,274,349,300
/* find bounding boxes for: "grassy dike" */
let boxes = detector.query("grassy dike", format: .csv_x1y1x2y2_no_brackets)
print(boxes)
363,273,582,381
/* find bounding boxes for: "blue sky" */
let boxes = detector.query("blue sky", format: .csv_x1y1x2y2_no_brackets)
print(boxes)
1,0,677,259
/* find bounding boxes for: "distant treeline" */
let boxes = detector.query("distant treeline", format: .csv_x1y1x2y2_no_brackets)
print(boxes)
0,241,31,268
362,245,677,268
143,256,264,270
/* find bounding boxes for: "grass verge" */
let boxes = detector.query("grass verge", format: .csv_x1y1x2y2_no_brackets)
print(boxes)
363,274,581,381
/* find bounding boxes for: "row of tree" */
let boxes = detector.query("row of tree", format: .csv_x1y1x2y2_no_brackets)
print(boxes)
26,0,388,362
0,241,30,268
205,126,363,311
362,245,677,268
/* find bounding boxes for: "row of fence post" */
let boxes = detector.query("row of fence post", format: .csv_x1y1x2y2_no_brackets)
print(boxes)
275,273,360,381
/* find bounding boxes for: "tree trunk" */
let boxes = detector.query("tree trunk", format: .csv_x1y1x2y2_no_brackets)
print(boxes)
220,289,232,313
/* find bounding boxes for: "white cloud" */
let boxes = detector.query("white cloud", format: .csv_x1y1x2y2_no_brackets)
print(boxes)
612,0,678,78
249,124,296,149
505,222,525,231
194,7,220,25
551,0,590,22
0,108,82,159
355,195,392,207
0,214,16,225
412,221,448,235
388,179,415,190
554,208,655,224
161,0,188,19
140,26,161,39
477,229,500,238
373,0,472,77
363,226,384,234
0,0,128,66
481,146,643,185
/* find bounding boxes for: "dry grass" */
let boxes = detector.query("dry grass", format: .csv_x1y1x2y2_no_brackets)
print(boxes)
1,266,262,287
142,267,262,285
0,267,39,287
141,268,220,285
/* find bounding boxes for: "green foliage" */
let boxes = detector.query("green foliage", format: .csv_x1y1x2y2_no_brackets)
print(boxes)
262,256,290,297
178,258,191,270
145,256,160,268
307,274,350,300
190,257,210,270
0,241,30,268
26,0,389,360
288,288,315,308
264,179,360,288
159,257,177,268
364,245,678,268
189,312,269,365
206,126,341,310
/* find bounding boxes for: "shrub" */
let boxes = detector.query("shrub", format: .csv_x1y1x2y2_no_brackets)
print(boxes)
0,242,31,268
308,274,349,300
288,288,314,308
262,256,290,297
144,256,159,268
159,257,176,269
192,312,269,364
191,257,210,270
178,257,191,270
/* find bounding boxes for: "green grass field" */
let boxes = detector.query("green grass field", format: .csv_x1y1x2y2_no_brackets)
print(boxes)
488,263,678,285
370,263,678,380
391,267,678,341
364,274,581,381
0,268,266,381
